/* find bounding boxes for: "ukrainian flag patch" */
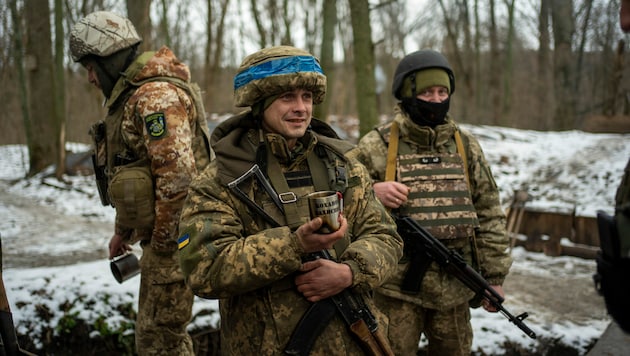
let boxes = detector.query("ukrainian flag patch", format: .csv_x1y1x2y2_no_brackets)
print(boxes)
145,112,167,139
178,233,190,250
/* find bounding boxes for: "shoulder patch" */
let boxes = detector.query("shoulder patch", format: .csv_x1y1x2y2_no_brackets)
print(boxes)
145,112,168,139
178,232,190,250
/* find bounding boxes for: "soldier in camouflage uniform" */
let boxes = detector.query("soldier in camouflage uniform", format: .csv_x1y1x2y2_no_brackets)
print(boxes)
356,49,512,355
177,46,403,355
69,11,212,355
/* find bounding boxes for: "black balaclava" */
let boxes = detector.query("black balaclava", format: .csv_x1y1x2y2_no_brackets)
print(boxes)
401,96,451,127
89,45,138,98
400,70,451,127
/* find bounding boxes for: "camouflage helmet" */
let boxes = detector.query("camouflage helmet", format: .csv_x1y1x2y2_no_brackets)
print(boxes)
392,49,455,99
69,11,142,63
233,46,326,107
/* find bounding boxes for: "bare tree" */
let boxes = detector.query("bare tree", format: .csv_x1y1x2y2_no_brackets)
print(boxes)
54,0,67,179
550,0,576,130
488,0,502,125
349,0,378,137
205,0,231,113
537,0,553,130
24,0,59,176
314,0,337,122
500,0,516,123
127,0,152,52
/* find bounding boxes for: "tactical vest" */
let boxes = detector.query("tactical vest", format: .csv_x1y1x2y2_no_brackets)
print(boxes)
377,123,479,241
239,133,352,257
89,52,212,229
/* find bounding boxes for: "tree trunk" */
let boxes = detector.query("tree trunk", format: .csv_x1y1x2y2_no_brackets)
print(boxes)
24,0,58,176
488,0,502,125
538,0,553,130
54,0,66,179
127,0,152,52
550,0,576,130
348,0,378,138
9,0,31,159
500,0,516,124
314,0,337,122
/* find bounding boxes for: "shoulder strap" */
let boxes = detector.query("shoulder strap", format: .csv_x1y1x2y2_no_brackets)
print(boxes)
385,121,399,182
454,129,470,189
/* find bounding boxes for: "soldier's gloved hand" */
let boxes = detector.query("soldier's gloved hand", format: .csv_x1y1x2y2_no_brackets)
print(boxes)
294,214,348,254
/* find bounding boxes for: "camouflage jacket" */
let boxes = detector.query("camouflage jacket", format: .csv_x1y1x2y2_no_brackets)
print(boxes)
178,112,403,355
356,104,512,310
102,46,211,254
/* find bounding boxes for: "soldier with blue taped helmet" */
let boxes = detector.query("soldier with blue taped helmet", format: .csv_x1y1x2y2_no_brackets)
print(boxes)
177,45,402,354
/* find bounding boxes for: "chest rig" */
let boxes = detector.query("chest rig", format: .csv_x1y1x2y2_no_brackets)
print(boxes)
228,134,350,257
258,139,348,230
379,122,479,240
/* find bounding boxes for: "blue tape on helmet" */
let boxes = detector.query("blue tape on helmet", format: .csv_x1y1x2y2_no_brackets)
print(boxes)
234,55,324,90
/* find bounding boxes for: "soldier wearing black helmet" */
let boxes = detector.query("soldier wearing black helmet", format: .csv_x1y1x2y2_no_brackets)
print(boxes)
177,45,402,355
357,49,512,355
69,11,212,355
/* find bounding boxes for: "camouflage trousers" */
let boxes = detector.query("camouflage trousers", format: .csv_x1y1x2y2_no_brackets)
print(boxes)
374,293,472,356
136,243,195,356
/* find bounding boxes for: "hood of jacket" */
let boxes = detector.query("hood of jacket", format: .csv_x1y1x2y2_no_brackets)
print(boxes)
211,111,347,185
106,46,190,109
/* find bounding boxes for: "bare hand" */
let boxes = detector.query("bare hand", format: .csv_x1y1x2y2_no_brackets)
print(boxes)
482,285,505,313
295,258,352,302
373,181,410,209
295,214,347,254
108,233,132,259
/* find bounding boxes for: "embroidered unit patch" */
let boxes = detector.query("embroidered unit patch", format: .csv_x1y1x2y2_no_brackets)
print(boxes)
145,113,167,139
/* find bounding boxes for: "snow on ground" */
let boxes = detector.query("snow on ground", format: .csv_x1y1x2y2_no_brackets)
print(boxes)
1,125,629,354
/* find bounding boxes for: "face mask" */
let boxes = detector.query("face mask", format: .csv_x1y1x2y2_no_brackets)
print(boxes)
401,97,450,127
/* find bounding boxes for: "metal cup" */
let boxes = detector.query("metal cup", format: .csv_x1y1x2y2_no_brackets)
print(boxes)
307,191,343,234
110,253,141,284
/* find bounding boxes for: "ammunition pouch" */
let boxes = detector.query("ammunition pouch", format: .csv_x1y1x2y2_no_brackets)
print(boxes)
109,163,155,230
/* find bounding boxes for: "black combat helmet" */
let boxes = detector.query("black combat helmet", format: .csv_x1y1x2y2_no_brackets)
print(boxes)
392,49,455,100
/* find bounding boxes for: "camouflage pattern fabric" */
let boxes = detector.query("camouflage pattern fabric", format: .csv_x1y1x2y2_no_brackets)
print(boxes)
374,293,472,356
69,11,141,62
99,46,204,355
178,113,403,355
136,243,194,355
356,104,511,354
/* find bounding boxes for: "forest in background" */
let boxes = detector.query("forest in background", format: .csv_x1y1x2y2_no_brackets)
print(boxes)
1,0,629,177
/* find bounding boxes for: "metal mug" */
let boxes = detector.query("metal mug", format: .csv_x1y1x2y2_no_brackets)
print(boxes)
307,191,343,234
110,253,141,284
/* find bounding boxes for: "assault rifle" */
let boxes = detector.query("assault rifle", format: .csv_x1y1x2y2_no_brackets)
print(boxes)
228,165,394,355
394,215,537,339
285,249,394,356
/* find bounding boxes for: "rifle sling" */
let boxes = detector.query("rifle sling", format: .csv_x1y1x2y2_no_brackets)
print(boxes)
284,298,338,355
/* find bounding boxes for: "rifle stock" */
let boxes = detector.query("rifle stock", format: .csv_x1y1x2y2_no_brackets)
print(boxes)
306,250,395,356
395,215,537,339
